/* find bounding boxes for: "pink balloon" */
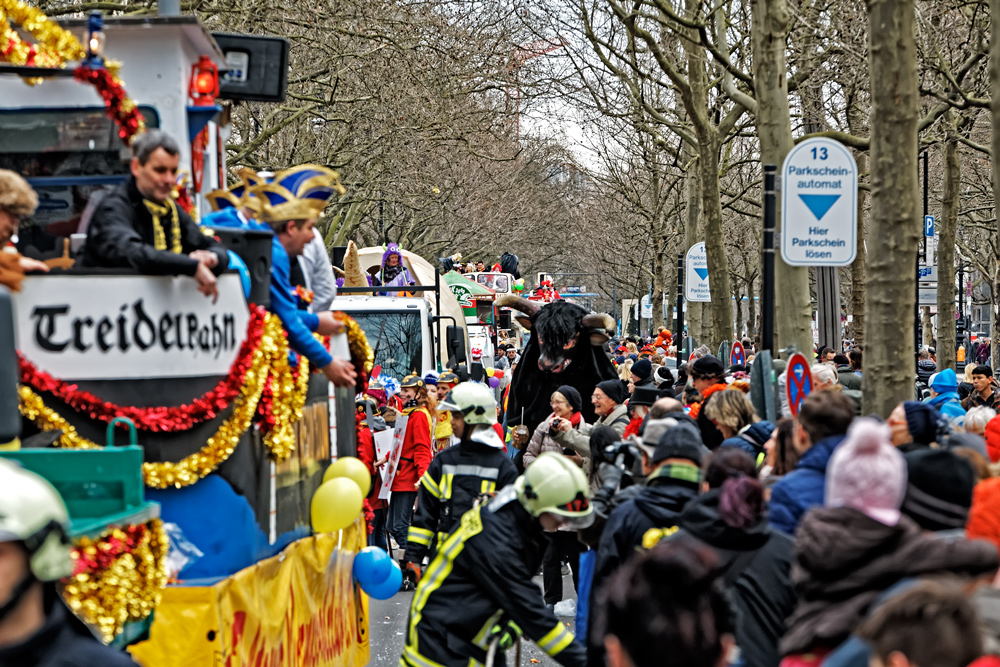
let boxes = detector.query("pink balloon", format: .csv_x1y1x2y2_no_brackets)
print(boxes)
488,376,500,388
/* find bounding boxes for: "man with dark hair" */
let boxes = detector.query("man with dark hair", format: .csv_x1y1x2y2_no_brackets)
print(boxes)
858,581,984,667
251,165,356,387
962,364,999,411
768,391,855,535
590,421,705,665
83,130,227,300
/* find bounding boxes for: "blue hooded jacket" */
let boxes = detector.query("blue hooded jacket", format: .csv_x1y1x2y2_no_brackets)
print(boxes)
924,368,966,423
768,434,847,536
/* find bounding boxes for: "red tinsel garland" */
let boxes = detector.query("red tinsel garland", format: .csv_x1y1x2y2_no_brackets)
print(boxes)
73,65,145,144
71,522,150,576
19,306,268,432
255,368,277,435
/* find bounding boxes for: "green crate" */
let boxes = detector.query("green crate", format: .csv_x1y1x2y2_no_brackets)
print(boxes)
0,418,150,535
0,444,145,519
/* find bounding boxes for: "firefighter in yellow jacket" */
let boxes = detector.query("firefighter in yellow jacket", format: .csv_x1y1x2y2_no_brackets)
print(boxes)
401,453,591,667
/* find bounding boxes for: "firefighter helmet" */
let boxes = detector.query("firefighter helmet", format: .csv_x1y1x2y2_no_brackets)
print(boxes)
515,452,593,528
0,459,73,582
438,383,497,425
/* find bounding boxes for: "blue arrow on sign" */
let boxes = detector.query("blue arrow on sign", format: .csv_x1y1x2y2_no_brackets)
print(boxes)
799,194,840,221
694,268,709,280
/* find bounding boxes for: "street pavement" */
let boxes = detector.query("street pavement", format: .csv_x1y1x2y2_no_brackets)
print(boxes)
367,572,579,667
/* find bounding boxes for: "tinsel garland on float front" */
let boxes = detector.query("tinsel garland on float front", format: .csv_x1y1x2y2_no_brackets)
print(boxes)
334,311,375,392
20,314,285,488
63,519,168,643
18,313,373,488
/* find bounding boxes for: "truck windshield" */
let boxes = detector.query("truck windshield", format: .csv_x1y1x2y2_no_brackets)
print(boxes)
348,310,423,380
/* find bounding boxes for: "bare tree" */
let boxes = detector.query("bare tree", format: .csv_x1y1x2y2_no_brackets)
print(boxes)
863,0,921,416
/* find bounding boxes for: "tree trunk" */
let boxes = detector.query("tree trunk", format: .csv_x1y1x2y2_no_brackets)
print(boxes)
937,130,959,370
748,275,758,341
992,0,1000,374
734,280,745,339
684,158,704,344
863,0,921,416
850,150,868,347
921,307,934,347
751,0,813,356
698,142,735,349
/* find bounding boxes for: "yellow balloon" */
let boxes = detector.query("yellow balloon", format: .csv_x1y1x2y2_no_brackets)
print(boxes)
486,368,495,378
323,456,372,496
311,478,363,533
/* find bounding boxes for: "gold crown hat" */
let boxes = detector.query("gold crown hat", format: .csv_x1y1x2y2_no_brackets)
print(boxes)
205,169,268,212
251,164,346,224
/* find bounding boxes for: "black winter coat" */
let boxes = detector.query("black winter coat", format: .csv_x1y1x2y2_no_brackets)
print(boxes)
83,178,228,276
402,487,586,667
674,490,796,667
589,473,699,663
0,588,138,667
403,440,518,563
781,506,999,656
916,359,937,386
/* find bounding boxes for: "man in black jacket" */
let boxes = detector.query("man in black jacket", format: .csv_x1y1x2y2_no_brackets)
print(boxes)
402,453,590,667
83,130,228,301
590,420,703,664
404,383,518,574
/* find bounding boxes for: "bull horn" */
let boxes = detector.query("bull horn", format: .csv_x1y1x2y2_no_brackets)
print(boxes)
497,295,541,319
582,313,615,332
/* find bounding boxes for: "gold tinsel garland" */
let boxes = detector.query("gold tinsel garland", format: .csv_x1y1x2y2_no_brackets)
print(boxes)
62,518,168,644
20,314,291,489
262,348,309,463
0,0,85,71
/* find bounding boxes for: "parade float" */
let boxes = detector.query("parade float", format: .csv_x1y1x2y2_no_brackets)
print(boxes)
0,3,372,664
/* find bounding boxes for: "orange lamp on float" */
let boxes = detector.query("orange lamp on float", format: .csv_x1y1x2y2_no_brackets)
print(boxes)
188,55,219,106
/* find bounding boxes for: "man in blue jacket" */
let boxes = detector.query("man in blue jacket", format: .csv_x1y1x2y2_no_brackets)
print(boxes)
768,391,855,535
252,166,355,387
924,369,967,424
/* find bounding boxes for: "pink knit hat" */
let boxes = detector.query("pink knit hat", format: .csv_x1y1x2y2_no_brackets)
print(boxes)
826,419,908,525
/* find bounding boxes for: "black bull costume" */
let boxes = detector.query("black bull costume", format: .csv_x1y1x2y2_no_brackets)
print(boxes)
500,295,618,433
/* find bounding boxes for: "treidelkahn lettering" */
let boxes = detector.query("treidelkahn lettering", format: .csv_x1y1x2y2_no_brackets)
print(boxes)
31,300,237,359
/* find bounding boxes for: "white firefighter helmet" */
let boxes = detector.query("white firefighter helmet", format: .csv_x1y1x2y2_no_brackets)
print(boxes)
515,452,594,529
438,383,497,425
0,459,73,582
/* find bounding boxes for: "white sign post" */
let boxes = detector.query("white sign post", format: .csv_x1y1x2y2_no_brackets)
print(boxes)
781,138,858,267
685,242,711,303
640,294,652,319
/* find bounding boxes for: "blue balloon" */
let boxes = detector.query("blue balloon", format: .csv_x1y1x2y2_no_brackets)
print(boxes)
363,559,402,600
226,250,251,298
353,547,392,587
